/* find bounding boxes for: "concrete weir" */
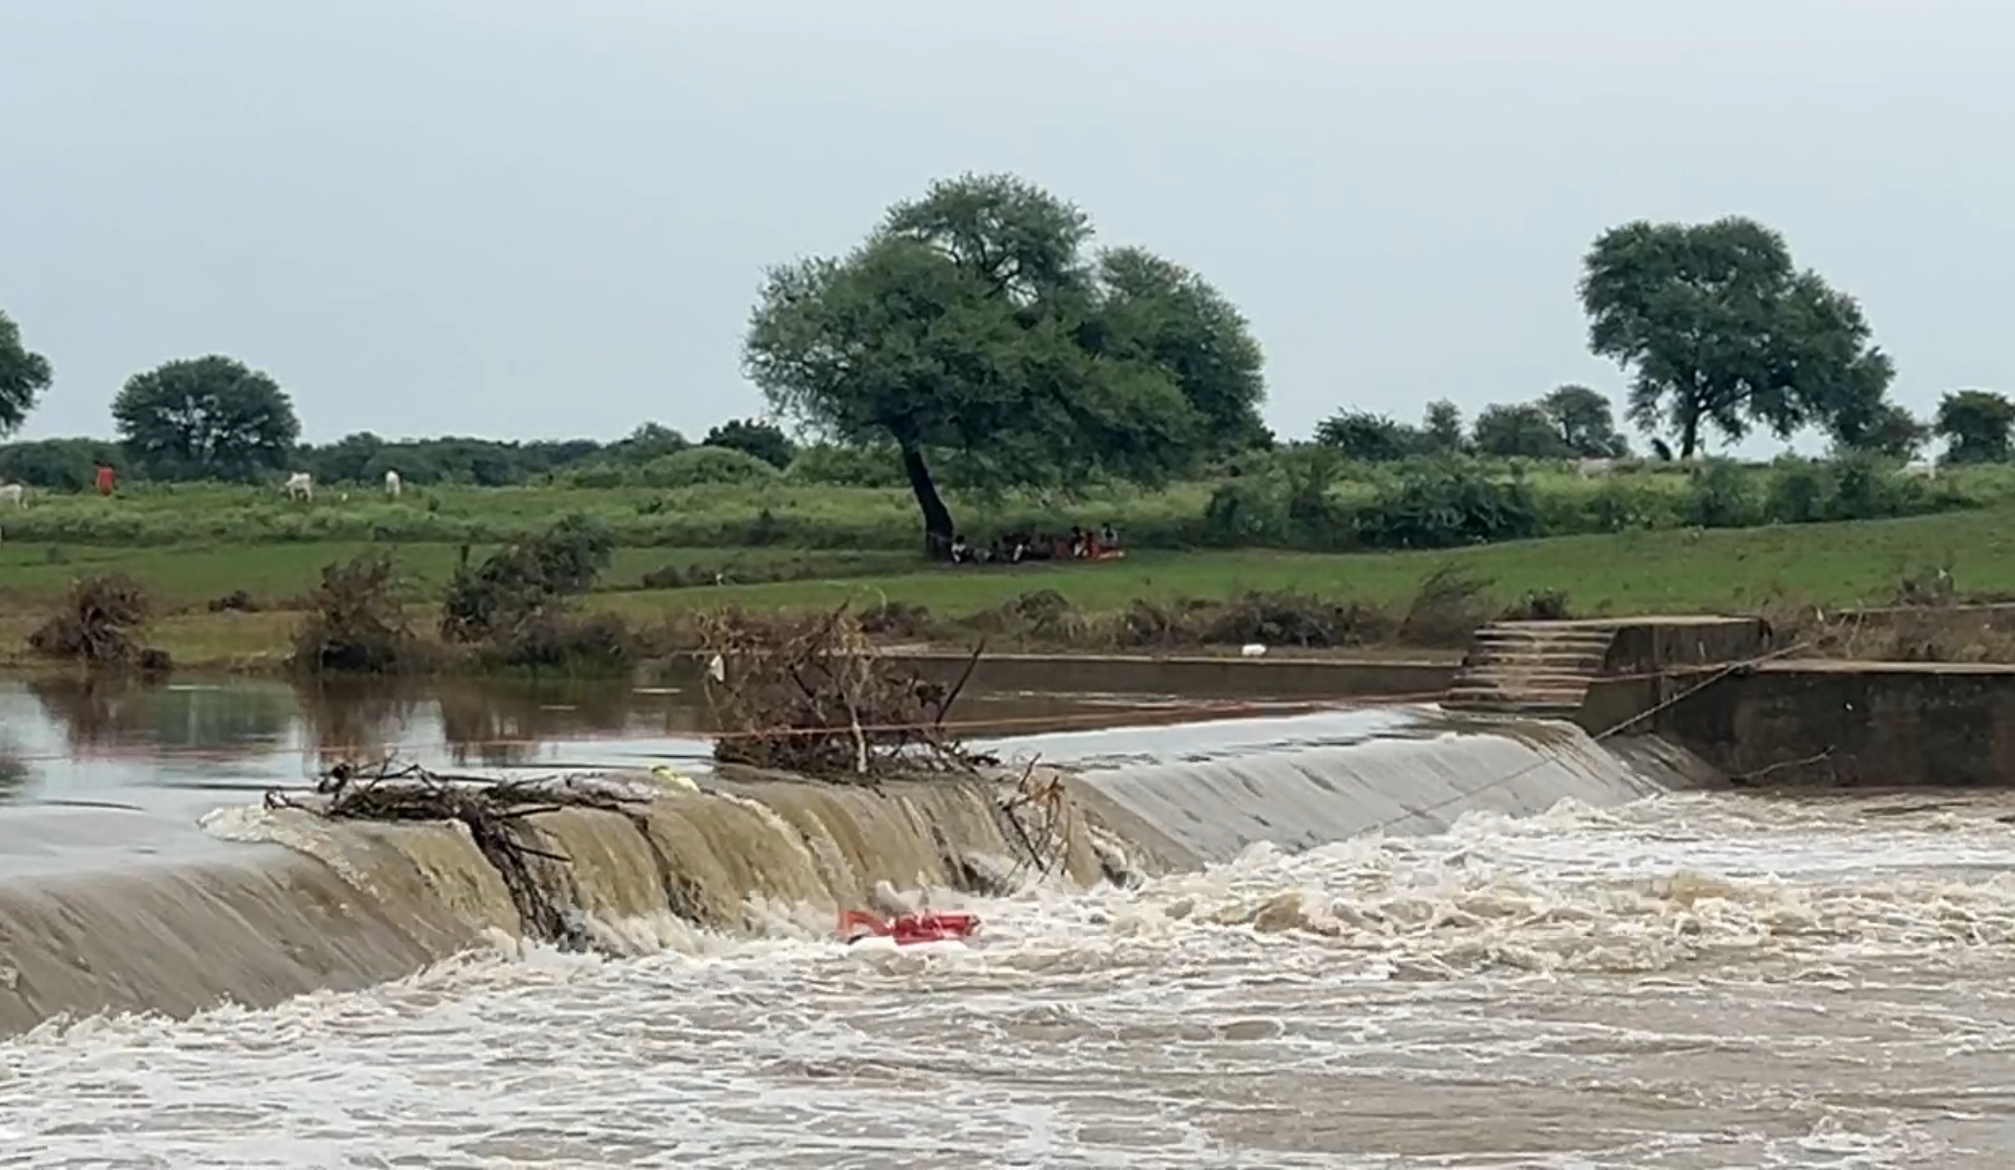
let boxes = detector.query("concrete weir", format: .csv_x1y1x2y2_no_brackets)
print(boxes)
1450,613,2015,789
0,708,1680,1037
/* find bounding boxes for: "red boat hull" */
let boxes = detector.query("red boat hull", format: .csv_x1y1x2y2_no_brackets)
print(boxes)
839,909,981,946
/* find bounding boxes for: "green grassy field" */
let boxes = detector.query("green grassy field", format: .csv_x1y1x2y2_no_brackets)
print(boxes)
6,506,2012,671
0,542,914,608
5,458,2013,552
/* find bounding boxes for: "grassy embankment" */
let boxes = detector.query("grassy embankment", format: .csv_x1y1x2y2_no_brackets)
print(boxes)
6,490,2015,670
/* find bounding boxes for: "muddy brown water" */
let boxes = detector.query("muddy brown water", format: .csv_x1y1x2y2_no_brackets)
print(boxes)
2,675,2014,1167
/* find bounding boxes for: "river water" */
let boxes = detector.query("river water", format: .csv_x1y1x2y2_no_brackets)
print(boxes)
4,677,2015,1167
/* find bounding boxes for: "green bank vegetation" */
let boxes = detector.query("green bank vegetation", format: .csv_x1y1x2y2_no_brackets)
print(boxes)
7,507,2015,676
7,177,2015,556
7,172,2015,674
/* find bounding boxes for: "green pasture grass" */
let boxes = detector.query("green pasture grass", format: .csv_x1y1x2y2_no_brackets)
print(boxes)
11,461,2015,551
587,507,2015,619
8,504,2015,673
0,542,917,607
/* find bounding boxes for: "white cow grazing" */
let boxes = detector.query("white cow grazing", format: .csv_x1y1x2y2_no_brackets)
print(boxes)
0,483,23,508
384,469,402,498
1902,458,1938,480
284,471,314,501
1575,457,1617,479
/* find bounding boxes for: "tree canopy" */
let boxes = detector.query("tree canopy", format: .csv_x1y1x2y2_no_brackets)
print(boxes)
702,418,796,469
112,355,302,482
1579,216,1896,458
742,172,1267,551
1540,384,1628,458
1935,390,2015,465
0,310,53,438
1471,403,1565,459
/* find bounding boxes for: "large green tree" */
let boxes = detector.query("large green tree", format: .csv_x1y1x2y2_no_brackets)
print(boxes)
1579,216,1896,458
1935,389,2015,465
1540,384,1628,457
743,173,1266,553
1471,403,1569,458
0,310,54,437
113,355,302,482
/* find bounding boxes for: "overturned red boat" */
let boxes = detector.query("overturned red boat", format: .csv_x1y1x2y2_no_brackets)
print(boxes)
839,909,982,946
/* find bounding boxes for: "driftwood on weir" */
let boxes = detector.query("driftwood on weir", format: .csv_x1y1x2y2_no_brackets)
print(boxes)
695,605,995,782
265,759,660,952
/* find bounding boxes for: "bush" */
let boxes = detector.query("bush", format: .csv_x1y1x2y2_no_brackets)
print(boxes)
638,446,780,489
291,551,424,674
1680,459,1759,528
441,515,615,644
1200,477,1290,546
1396,566,1494,647
480,611,637,672
1356,465,1541,550
785,443,909,488
26,574,155,666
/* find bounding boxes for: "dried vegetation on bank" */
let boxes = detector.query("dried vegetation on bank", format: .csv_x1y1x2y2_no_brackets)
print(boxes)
696,605,990,780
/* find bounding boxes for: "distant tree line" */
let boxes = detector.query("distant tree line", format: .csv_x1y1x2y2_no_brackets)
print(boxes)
4,182,2013,542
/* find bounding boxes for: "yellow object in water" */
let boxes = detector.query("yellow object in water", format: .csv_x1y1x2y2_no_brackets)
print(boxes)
649,764,700,794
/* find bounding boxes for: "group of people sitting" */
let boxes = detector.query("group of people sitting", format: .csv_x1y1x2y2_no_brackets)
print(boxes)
947,523,1124,565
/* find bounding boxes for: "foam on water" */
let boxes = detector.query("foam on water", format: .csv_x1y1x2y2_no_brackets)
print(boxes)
9,789,2015,1167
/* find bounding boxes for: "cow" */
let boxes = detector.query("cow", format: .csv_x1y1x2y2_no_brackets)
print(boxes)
0,483,22,508
284,471,314,501
1575,457,1617,479
384,469,402,498
1902,458,1938,480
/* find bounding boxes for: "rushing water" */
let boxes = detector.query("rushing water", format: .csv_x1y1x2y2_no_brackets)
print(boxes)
4,678,2015,1166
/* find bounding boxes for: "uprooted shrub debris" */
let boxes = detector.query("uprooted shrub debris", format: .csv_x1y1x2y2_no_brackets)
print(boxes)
26,572,171,671
696,604,994,781
438,516,626,669
267,754,1084,952
267,759,661,952
291,551,425,674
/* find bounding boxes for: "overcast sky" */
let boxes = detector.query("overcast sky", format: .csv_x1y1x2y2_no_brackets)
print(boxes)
3,0,2009,454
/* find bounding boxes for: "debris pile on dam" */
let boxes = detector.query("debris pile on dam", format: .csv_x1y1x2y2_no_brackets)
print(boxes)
696,605,994,779
267,761,665,953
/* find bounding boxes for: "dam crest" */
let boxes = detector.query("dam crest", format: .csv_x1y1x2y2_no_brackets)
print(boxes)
0,708,1689,1037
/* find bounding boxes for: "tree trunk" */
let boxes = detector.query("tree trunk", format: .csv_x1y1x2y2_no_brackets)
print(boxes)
899,444,957,559
1679,408,1700,460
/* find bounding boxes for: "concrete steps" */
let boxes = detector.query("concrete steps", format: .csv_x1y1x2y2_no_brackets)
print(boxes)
1443,621,1620,718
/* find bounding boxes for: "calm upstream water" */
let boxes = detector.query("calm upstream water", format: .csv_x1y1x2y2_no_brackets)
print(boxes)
5,677,2015,1166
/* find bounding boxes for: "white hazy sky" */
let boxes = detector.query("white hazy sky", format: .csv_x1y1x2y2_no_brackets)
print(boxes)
3,0,2010,453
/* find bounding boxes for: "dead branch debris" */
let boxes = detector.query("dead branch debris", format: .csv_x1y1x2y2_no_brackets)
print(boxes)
697,604,995,781
265,759,658,952
27,573,167,669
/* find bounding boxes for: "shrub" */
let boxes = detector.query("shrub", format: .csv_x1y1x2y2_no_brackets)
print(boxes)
1680,459,1759,528
26,574,154,666
441,515,615,644
1201,477,1290,546
638,446,780,489
1396,566,1494,647
480,611,636,672
1357,465,1541,550
291,551,423,674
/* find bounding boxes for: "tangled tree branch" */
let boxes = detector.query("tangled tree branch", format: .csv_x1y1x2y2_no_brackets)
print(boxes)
696,604,995,781
265,759,659,952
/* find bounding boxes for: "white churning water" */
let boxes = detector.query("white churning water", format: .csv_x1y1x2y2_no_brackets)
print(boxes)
6,714,2015,1167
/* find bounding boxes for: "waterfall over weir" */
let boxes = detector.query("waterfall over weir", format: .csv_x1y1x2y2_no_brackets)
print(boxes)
0,707,1694,1037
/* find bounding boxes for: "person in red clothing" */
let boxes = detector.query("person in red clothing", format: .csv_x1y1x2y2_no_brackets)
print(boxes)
95,465,116,496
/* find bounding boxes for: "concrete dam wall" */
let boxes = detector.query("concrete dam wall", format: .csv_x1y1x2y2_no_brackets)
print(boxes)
0,709,1688,1037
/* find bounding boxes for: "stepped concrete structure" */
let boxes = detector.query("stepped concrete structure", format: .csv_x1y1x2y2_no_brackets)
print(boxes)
1444,616,1773,725
1442,621,1619,717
